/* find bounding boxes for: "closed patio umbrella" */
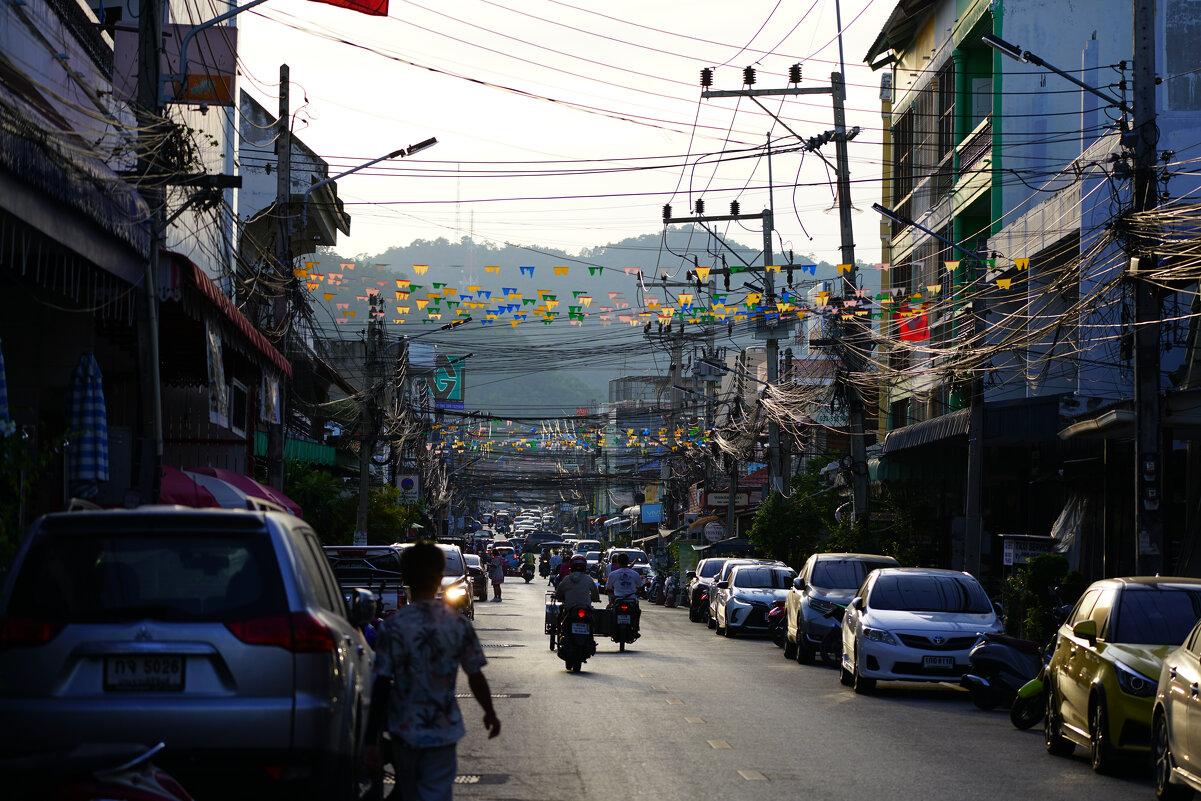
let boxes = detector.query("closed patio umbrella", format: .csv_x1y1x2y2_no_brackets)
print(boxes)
69,352,109,497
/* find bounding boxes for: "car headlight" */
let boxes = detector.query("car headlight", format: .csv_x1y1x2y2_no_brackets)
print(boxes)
727,596,750,609
1114,660,1157,698
445,586,467,600
861,626,897,646
808,597,835,614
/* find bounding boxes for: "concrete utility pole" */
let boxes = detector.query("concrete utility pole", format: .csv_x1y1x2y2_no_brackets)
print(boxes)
268,64,291,491
135,0,165,504
1131,0,1163,573
355,295,382,545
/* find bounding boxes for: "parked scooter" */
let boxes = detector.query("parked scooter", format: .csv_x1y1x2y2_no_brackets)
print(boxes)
0,742,193,801
647,572,665,604
610,598,640,652
663,574,679,608
557,605,597,672
960,632,1044,711
767,599,786,648
1009,637,1057,728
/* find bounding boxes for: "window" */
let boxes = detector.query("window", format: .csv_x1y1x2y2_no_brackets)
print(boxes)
229,379,248,437
1111,587,1201,645
868,574,992,613
812,558,897,590
1069,589,1101,626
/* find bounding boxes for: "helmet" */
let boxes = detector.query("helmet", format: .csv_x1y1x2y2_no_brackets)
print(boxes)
570,554,587,571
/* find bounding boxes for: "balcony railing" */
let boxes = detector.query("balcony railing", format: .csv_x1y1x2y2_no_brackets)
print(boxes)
958,118,992,177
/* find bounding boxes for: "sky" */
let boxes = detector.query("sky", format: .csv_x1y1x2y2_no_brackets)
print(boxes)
237,0,899,268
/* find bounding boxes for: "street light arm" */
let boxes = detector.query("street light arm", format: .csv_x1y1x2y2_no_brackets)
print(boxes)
382,316,473,354
981,34,1128,112
871,204,982,263
299,138,438,231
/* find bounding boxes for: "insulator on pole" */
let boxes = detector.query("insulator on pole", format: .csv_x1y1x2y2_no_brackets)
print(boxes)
700,67,714,87
743,66,756,86
694,198,705,215
730,200,740,217
662,204,672,221
789,63,802,84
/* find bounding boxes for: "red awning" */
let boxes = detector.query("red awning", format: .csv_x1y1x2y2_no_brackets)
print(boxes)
160,465,218,508
187,466,302,517
164,253,291,377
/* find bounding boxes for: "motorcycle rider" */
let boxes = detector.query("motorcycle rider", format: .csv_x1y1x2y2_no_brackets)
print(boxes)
605,552,644,634
555,554,599,613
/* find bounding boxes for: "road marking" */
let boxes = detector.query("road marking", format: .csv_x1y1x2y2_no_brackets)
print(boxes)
639,673,654,678
651,685,668,691
684,717,704,724
666,698,684,705
707,740,732,749
738,770,767,781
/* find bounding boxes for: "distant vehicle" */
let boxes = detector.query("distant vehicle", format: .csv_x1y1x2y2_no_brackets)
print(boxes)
396,542,475,619
707,559,784,627
573,539,602,556
0,508,374,800
463,553,489,602
324,544,409,616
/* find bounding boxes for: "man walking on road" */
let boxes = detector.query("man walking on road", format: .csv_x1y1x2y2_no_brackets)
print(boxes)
365,541,501,801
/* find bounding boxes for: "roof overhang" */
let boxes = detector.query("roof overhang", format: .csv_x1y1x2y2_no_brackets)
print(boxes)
864,0,937,68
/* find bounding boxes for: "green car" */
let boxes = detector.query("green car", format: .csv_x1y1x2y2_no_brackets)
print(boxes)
1045,576,1201,773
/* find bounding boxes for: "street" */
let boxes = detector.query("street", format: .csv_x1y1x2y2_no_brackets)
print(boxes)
451,580,1150,801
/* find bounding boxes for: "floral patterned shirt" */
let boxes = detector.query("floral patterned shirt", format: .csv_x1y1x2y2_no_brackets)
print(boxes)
373,599,487,748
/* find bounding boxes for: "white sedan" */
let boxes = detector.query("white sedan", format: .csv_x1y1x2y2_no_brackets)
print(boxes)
840,567,1002,694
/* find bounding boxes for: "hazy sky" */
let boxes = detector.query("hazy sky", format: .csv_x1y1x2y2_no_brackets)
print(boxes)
239,0,897,267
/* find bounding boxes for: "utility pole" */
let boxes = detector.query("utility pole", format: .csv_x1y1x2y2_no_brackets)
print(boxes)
135,0,165,504
1131,0,1163,573
663,326,683,527
269,64,292,491
355,295,382,545
830,72,871,522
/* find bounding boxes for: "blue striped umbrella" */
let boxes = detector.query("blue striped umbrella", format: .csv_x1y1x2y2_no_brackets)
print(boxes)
69,352,109,487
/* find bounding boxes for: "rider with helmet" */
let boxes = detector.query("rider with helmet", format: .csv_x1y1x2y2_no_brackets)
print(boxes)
555,554,600,611
605,552,644,634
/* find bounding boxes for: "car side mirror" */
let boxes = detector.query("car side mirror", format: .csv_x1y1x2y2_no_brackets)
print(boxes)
851,596,865,611
992,601,1004,618
686,571,696,580
793,576,806,591
348,588,377,627
1072,618,1098,644
717,581,729,590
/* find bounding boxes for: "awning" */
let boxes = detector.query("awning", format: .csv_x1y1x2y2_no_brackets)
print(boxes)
160,465,218,508
187,466,302,517
184,470,285,512
881,408,970,454
631,533,658,547
161,253,291,377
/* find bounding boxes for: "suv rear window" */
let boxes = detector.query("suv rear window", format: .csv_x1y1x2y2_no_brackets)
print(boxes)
7,533,286,622
812,559,895,590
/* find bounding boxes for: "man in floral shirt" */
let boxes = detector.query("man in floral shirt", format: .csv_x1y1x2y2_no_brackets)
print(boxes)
365,541,500,800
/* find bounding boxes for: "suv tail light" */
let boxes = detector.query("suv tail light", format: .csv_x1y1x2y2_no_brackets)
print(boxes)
0,617,65,649
226,612,335,653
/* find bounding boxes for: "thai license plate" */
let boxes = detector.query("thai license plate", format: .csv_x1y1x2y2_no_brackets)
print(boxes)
571,623,589,635
104,656,185,691
922,655,955,669
617,615,631,625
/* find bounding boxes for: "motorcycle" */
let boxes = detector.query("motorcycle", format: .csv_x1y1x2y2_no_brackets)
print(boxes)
767,599,786,647
0,742,193,801
521,563,535,583
663,574,678,608
959,632,1044,711
556,605,597,672
610,598,640,652
647,573,665,605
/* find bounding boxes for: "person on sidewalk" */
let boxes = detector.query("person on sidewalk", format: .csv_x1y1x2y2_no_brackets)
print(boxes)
364,541,500,801
488,557,505,601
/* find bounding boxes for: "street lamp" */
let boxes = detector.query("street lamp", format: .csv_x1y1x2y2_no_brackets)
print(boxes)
300,137,438,232
981,34,1129,113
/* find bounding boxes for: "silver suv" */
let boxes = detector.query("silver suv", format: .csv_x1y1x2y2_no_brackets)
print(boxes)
0,508,374,801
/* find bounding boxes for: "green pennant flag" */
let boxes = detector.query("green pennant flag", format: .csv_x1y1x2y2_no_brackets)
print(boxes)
523,298,536,305
588,267,602,276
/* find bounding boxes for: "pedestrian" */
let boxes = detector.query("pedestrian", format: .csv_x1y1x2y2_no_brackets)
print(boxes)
489,556,505,601
364,541,500,801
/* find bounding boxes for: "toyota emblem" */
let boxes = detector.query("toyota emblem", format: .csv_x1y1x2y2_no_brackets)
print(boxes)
932,635,945,645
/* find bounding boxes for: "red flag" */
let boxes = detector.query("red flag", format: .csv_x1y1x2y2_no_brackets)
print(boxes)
897,312,929,342
309,0,388,16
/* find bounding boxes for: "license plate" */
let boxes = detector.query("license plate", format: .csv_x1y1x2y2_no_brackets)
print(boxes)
571,623,589,635
104,656,185,691
922,655,955,669
617,615,631,625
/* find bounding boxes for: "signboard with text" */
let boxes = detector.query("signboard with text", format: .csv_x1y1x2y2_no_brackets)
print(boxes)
704,491,750,508
432,355,465,410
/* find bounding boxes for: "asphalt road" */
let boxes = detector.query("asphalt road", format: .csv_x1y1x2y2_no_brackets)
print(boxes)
447,578,1152,801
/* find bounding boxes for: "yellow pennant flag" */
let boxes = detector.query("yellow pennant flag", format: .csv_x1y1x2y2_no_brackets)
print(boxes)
579,296,592,308
485,265,500,274
553,266,569,276
837,263,853,274
997,278,1012,290
397,306,409,314
695,266,711,282
1014,258,1030,271
416,299,428,310
397,279,411,290
324,293,335,301
765,264,781,274
293,268,309,278
413,265,429,275
944,260,961,271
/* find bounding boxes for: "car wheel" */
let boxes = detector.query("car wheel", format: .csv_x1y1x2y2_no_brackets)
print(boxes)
852,649,875,694
839,661,854,686
707,612,716,630
1090,696,1117,774
726,624,737,639
689,602,700,623
783,634,797,660
1155,710,1193,800
1044,683,1075,757
798,638,816,665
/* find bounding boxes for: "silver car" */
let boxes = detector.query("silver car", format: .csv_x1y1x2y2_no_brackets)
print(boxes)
0,508,374,801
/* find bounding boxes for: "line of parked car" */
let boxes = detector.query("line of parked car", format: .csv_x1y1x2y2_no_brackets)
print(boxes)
686,551,1201,799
